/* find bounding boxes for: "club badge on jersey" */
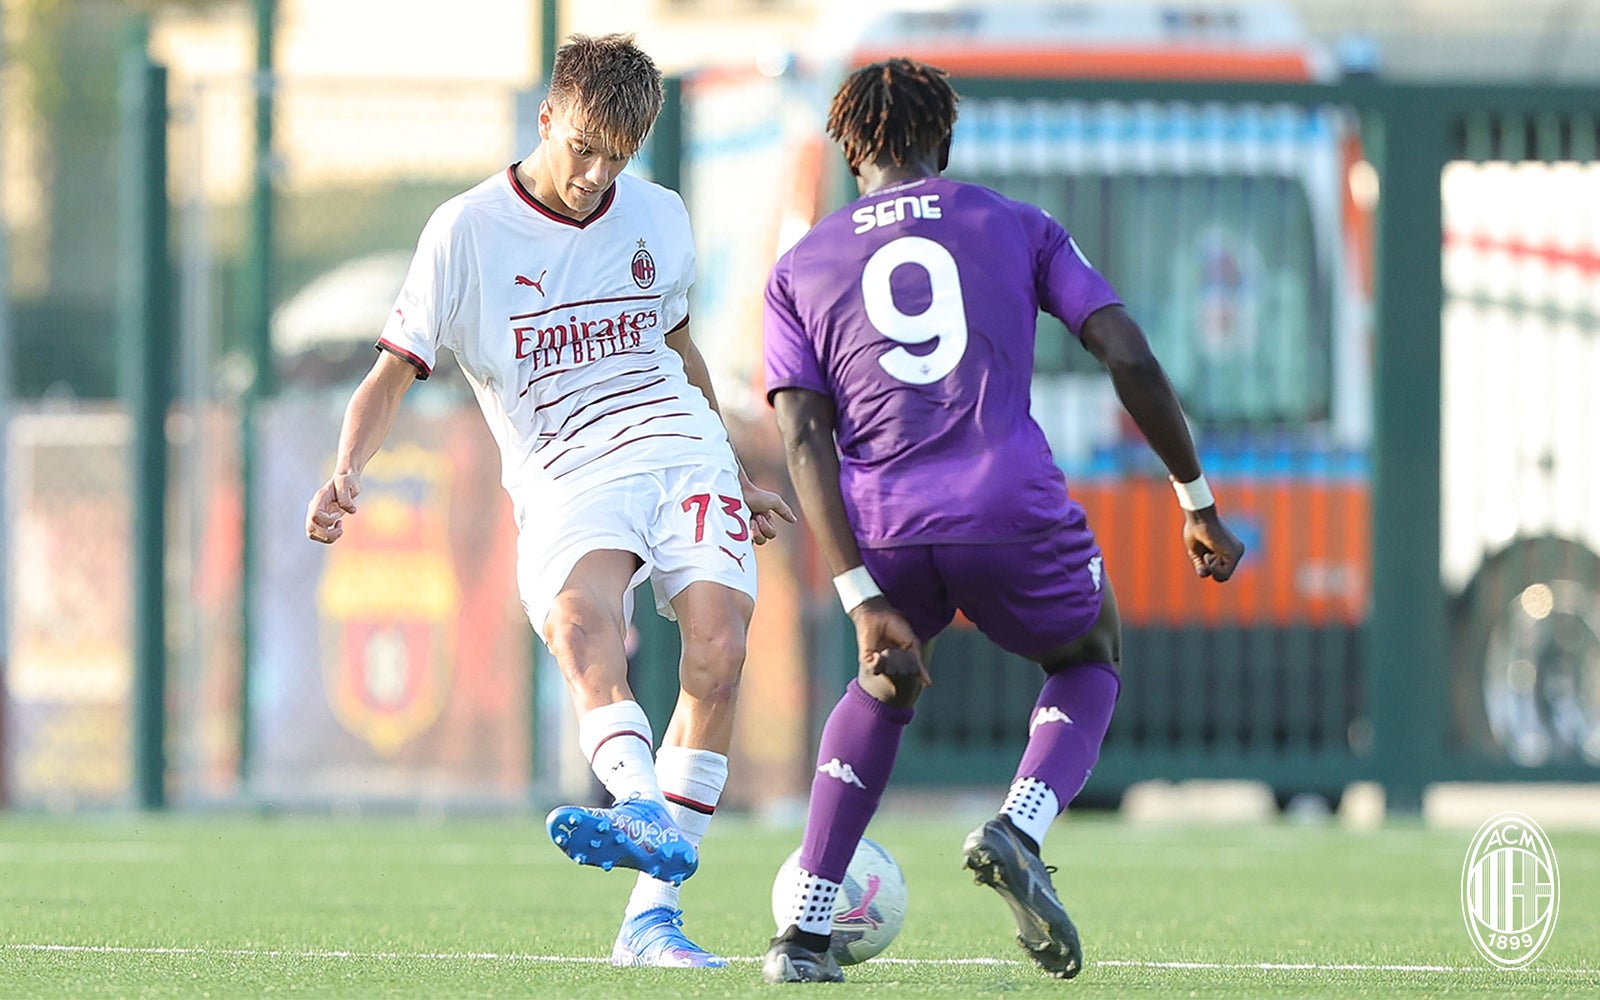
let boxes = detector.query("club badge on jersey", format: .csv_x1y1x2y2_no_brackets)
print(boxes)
632,242,657,289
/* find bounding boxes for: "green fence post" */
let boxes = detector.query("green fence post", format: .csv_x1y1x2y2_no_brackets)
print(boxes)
653,75,683,196
540,0,559,81
1366,87,1449,813
0,16,11,809
118,21,171,811
527,0,561,798
238,0,275,789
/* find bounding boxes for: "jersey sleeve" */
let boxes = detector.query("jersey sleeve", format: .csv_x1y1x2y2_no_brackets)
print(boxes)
660,188,694,334
1030,207,1123,337
376,207,460,379
762,252,828,404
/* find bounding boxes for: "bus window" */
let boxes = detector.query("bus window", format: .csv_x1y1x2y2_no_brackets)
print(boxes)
949,99,1352,432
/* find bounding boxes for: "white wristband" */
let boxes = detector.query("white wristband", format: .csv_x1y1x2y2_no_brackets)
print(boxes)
1171,474,1215,512
832,565,883,613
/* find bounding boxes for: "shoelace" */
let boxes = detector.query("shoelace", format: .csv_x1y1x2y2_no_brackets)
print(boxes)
637,911,701,953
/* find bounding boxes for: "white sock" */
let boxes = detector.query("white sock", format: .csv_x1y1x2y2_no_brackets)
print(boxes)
778,868,841,936
577,701,664,807
626,747,728,917
1001,776,1060,851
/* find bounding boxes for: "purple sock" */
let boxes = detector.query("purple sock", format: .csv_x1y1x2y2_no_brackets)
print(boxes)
1017,662,1120,806
796,680,914,881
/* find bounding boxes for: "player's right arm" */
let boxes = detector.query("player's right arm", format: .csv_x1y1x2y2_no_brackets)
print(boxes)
305,351,418,544
1079,304,1246,582
772,388,926,691
308,202,455,545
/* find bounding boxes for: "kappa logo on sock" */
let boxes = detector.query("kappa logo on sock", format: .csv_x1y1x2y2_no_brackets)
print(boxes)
1029,706,1075,735
816,757,867,789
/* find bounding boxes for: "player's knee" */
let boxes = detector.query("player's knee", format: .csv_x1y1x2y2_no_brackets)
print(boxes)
679,628,747,702
1037,605,1122,675
542,600,619,669
1040,635,1120,676
857,668,925,710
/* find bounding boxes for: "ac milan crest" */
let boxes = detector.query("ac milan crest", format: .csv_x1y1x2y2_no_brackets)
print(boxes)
631,247,656,289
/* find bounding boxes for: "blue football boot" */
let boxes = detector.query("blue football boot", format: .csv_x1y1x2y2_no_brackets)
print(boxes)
545,794,699,884
610,906,727,968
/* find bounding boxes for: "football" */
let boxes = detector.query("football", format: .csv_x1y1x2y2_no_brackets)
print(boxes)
770,837,908,965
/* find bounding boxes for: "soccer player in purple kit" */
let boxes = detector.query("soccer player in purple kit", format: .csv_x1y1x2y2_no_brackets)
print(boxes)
760,59,1246,983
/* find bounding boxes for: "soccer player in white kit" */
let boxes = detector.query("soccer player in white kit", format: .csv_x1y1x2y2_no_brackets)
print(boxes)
304,34,794,968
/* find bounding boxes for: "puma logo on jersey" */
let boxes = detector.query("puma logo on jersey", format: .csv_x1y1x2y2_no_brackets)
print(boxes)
514,269,548,294
817,757,867,789
1088,554,1103,592
1030,706,1074,735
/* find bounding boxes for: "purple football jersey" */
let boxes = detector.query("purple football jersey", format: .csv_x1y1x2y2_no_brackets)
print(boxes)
764,176,1121,547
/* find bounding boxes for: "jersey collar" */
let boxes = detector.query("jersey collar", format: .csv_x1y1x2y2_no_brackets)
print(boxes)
506,163,617,228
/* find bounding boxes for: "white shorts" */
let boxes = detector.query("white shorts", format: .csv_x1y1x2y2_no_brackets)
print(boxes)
514,462,759,636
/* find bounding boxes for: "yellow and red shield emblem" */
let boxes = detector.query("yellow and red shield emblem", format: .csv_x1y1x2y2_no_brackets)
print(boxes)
316,445,459,754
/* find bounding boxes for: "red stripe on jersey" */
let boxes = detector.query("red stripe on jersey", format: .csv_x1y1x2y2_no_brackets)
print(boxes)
606,410,692,440
529,370,660,410
506,164,616,229
559,376,668,421
376,339,432,379
554,396,678,443
550,433,703,480
664,792,716,816
518,348,652,398
510,295,657,322
668,314,689,335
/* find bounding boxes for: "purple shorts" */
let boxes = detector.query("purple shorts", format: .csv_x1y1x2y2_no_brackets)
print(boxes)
860,519,1106,659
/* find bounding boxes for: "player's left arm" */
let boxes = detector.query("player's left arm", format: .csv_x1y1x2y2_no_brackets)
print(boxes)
666,322,796,544
1079,304,1246,582
773,388,926,689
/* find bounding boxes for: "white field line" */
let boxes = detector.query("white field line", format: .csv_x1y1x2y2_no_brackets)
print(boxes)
2,944,1596,976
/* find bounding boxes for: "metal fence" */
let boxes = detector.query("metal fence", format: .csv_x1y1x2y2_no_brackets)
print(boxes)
820,79,1600,802
7,51,1600,810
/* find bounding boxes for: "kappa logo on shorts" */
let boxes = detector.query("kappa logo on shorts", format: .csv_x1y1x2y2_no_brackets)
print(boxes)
1029,706,1075,735
817,757,867,789
1088,555,1103,592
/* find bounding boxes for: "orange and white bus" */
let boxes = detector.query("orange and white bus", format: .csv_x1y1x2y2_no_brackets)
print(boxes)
847,3,1375,640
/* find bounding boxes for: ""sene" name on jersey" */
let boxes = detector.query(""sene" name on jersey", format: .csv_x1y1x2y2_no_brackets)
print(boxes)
851,194,942,235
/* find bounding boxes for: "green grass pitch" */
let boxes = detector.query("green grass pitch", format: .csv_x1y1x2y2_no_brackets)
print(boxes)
0,811,1594,997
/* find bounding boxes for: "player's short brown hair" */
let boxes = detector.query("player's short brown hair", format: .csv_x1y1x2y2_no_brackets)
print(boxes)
827,58,960,171
547,33,664,157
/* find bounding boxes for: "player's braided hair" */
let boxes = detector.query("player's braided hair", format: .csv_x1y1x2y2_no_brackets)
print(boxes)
827,58,959,171
548,33,663,157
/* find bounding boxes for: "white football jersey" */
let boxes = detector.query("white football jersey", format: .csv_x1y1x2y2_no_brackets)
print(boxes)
378,167,734,503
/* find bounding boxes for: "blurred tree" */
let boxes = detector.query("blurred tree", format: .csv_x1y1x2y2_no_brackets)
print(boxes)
7,0,230,399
